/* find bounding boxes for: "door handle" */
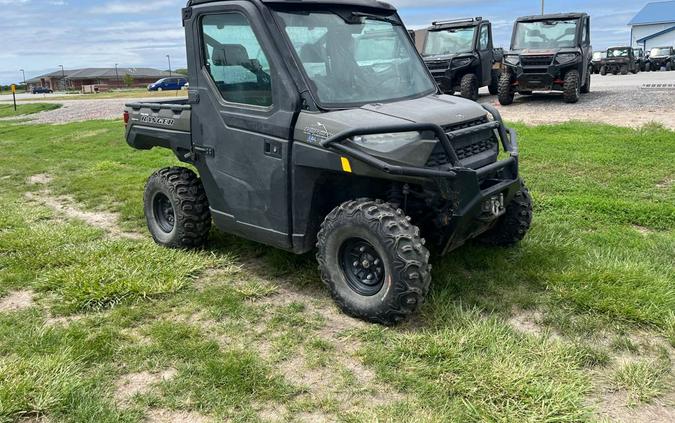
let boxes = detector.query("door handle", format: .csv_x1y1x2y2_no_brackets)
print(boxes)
264,140,282,159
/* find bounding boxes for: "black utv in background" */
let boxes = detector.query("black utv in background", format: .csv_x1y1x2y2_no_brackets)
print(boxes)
600,47,640,75
499,12,592,105
647,46,675,71
419,17,503,100
634,48,647,71
591,51,606,74
125,0,532,325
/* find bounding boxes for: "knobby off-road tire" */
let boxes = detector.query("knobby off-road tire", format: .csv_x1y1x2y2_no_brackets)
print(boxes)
620,65,628,75
478,180,533,246
460,73,479,101
316,199,431,325
667,63,673,71
580,68,591,94
144,167,211,249
497,72,514,105
563,70,580,103
600,66,607,76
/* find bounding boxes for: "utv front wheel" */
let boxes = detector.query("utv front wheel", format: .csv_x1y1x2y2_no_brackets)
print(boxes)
144,167,211,248
316,199,431,325
460,73,479,101
497,72,515,105
600,66,607,75
478,181,533,246
563,70,580,103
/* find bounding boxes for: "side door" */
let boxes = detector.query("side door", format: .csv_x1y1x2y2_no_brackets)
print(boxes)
581,17,592,76
187,2,299,249
476,23,493,85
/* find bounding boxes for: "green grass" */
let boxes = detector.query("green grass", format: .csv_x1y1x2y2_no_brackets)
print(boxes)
0,103,61,118
0,119,673,422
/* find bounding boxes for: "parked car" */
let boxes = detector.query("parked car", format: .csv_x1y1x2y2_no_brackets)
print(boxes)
591,51,606,74
148,77,188,91
646,46,675,71
32,86,53,94
419,17,503,100
499,12,593,105
600,47,640,75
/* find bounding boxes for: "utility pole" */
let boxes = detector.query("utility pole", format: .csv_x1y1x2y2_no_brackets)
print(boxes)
166,54,172,76
20,69,26,93
59,64,65,91
541,0,544,15
115,63,120,87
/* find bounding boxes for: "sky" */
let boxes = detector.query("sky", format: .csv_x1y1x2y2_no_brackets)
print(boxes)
0,0,645,85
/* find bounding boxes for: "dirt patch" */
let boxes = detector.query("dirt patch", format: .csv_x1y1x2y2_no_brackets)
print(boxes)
507,309,548,337
27,174,53,185
25,189,143,240
593,391,675,423
0,290,35,313
656,178,673,190
296,411,335,422
633,225,654,235
146,409,212,423
44,314,84,327
114,369,177,404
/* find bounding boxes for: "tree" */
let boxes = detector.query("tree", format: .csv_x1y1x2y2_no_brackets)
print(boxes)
175,68,188,76
123,74,134,88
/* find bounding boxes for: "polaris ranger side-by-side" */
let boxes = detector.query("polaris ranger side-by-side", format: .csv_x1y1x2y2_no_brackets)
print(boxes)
647,46,675,71
418,17,503,100
499,13,592,105
591,51,605,74
600,47,640,75
125,0,532,325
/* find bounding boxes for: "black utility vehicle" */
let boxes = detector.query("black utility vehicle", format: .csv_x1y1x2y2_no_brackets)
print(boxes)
499,12,592,105
600,47,640,75
647,46,675,71
419,17,502,100
125,0,532,325
591,51,605,74
634,48,647,71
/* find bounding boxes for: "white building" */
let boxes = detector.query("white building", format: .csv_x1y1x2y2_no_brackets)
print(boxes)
629,1,675,51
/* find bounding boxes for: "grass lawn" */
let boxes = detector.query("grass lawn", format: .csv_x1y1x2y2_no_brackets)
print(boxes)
0,119,673,422
19,89,187,102
0,103,61,118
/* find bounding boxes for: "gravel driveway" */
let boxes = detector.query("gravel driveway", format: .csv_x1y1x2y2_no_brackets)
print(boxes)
1,73,674,129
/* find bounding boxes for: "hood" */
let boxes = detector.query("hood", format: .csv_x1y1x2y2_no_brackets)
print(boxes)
294,95,489,145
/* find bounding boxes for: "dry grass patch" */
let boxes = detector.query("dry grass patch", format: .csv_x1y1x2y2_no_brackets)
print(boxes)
0,290,34,313
146,409,212,423
115,369,177,405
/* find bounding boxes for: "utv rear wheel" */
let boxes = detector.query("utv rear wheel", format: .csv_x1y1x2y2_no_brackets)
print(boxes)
667,63,673,71
580,68,591,94
600,66,607,75
316,199,431,325
144,167,211,248
620,65,628,75
488,71,500,95
497,72,514,105
478,181,533,247
563,70,580,103
460,73,479,101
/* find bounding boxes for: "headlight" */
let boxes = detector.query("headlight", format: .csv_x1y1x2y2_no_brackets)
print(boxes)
352,132,423,153
452,57,472,67
556,53,577,64
504,55,520,66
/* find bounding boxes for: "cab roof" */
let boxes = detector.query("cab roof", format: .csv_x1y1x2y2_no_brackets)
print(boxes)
187,0,395,10
428,17,487,31
515,12,587,22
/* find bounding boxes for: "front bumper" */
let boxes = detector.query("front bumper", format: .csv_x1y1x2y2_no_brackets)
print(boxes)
506,62,577,91
425,60,473,92
321,104,521,254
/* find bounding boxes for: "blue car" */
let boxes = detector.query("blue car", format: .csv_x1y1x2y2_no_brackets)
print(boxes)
148,77,188,91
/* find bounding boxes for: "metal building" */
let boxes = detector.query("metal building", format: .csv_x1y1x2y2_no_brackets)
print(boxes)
629,1,675,51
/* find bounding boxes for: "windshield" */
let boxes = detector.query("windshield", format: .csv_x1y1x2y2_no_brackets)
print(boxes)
650,48,670,56
423,27,476,56
512,19,579,49
592,52,605,60
275,9,435,108
607,48,629,57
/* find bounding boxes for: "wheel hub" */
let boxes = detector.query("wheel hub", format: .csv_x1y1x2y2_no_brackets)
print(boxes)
153,193,175,233
340,239,385,296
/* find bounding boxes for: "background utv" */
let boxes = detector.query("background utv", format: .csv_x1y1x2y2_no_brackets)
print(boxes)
499,12,592,105
125,0,533,325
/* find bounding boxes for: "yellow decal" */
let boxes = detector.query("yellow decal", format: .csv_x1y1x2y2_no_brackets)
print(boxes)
11,84,16,94
341,157,352,173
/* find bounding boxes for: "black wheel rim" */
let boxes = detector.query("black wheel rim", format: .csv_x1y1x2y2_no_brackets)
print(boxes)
339,238,385,296
153,193,175,233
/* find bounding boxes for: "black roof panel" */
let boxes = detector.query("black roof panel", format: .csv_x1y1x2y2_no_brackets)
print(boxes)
187,0,395,10
516,12,587,22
